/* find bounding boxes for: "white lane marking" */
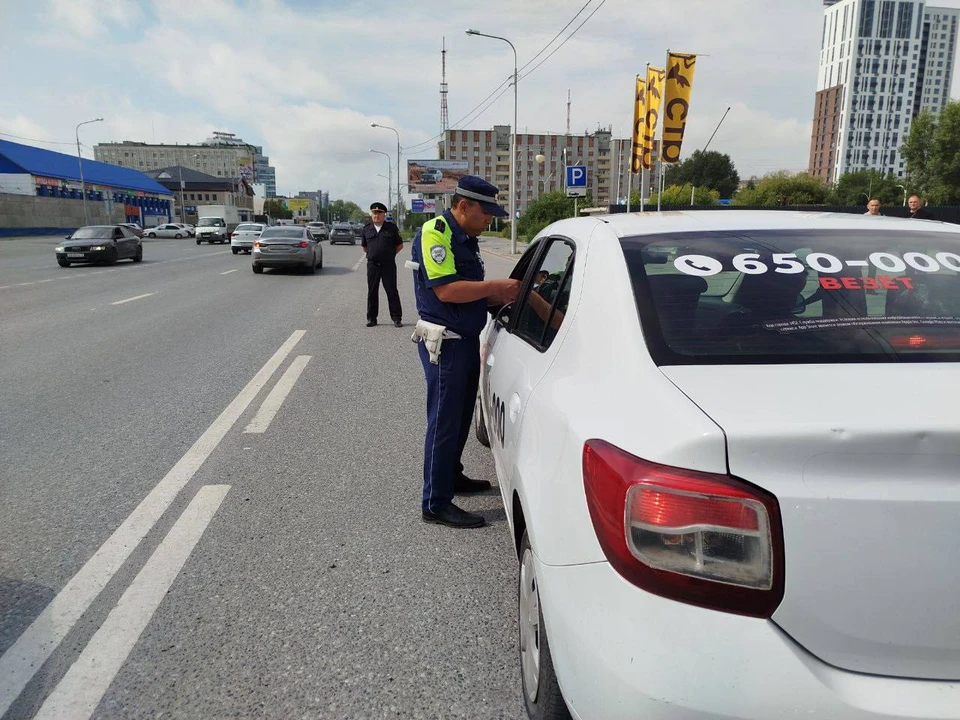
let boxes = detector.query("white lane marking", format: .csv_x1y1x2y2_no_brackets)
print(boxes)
243,355,312,433
0,252,231,291
0,330,306,717
111,292,156,306
352,256,364,271
34,485,230,720
220,269,238,275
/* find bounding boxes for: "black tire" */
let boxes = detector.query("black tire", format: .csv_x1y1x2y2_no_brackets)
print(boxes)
106,249,118,266
57,259,70,268
175,233,182,239
147,232,157,238
133,246,143,263
317,251,323,269
252,264,263,274
232,248,239,255
518,532,571,720
196,238,201,245
475,392,491,447
350,240,356,246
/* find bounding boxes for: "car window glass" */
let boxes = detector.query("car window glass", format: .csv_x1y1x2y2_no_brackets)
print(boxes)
514,239,574,350
624,229,960,365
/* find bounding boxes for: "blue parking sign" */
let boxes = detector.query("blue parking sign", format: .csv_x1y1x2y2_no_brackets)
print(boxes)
566,165,587,197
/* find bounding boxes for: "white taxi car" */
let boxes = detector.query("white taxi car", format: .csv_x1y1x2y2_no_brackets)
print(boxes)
476,210,960,720
231,222,265,254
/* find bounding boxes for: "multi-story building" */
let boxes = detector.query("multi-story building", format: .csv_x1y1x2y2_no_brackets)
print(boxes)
144,165,254,221
95,132,278,197
809,0,959,184
440,126,636,211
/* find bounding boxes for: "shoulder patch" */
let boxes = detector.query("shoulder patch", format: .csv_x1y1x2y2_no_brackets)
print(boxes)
430,245,447,264
434,218,446,233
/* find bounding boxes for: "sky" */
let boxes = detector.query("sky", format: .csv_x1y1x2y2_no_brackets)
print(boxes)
2,0,959,209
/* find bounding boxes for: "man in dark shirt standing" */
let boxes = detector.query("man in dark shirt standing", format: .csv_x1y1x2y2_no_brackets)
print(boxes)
908,194,936,220
361,202,404,327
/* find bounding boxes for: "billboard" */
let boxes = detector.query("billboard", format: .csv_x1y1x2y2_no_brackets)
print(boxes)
285,198,310,212
408,159,469,195
410,198,437,214
236,155,254,182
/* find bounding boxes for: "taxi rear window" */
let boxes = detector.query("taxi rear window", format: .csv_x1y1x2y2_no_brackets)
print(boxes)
622,229,960,365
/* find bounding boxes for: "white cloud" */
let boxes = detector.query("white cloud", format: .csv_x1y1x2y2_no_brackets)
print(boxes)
44,0,141,39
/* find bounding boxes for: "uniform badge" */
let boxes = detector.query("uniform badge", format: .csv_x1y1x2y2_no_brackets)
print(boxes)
430,245,447,264
434,218,446,233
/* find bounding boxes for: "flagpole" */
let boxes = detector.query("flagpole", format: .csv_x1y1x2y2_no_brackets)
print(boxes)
640,64,649,214
627,73,638,213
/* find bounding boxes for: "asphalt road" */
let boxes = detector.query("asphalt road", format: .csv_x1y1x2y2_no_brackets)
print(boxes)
0,233,525,719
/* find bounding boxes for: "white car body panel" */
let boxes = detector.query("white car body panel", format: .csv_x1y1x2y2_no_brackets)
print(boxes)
479,211,960,719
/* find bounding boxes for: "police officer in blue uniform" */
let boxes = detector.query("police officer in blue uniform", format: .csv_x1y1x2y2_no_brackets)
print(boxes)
411,176,521,528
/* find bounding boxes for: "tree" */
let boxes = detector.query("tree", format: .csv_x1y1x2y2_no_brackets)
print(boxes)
827,170,903,206
663,150,740,198
902,101,960,204
263,199,292,219
517,191,592,240
328,199,366,223
733,171,828,206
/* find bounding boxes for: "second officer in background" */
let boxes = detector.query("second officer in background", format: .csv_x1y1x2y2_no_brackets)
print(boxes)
361,201,404,327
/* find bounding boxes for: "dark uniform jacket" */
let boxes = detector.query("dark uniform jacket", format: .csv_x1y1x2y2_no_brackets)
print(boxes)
361,221,403,263
910,207,936,220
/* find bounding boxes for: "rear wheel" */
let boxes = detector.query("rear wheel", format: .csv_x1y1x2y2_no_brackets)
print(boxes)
474,392,491,447
252,264,263,274
519,532,570,720
133,246,143,263
175,233,182,239
232,248,239,255
57,259,70,268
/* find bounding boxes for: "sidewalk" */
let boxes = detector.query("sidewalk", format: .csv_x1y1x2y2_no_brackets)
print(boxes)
478,233,528,260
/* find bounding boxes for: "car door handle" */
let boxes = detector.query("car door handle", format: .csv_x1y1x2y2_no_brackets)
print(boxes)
508,393,521,422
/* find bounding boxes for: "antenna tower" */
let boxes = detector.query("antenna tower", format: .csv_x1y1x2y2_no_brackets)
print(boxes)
441,38,449,134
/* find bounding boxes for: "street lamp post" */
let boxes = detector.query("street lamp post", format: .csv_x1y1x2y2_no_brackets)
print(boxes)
467,29,517,254
896,184,907,207
372,123,402,224
75,117,104,226
369,149,392,211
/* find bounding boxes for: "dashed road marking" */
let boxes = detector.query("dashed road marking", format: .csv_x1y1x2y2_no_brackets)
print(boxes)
111,292,156,305
220,269,239,275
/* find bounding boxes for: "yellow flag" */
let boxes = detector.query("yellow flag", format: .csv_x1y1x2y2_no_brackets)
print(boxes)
661,52,697,165
641,66,665,171
630,75,645,174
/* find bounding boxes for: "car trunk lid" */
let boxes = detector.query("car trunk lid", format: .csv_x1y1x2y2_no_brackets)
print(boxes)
661,364,960,680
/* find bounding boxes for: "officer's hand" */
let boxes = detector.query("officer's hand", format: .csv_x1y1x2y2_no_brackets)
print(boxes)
493,279,521,304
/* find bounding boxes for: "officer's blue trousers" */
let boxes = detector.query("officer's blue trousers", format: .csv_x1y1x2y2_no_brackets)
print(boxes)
418,335,481,513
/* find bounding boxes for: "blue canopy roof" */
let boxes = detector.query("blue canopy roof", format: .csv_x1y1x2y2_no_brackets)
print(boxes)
0,139,173,195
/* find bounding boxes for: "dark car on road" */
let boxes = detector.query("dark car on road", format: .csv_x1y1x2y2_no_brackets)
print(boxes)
329,222,356,245
55,225,143,267
252,225,323,274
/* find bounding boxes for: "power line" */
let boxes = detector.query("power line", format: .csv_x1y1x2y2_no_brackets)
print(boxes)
520,0,607,81
517,0,593,74
0,131,76,146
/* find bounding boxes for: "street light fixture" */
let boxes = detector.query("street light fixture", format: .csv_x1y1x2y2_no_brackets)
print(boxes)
896,184,907,207
369,149,392,213
75,117,104,226
372,123,402,223
467,28,518,254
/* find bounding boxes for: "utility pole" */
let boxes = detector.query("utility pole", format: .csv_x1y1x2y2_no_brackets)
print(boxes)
75,117,104,226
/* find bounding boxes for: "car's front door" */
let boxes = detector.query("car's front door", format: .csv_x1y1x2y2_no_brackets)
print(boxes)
483,237,576,494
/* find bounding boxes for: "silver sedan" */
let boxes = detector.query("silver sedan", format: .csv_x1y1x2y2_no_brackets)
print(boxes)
231,223,265,254
145,223,189,239
252,226,323,274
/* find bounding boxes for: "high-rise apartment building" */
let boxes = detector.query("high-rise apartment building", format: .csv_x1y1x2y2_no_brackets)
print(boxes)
95,132,278,197
440,126,634,211
809,0,959,184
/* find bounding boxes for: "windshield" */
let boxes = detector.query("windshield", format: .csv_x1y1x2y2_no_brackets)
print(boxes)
623,229,960,365
71,227,114,239
236,224,263,232
198,218,224,227
260,228,305,239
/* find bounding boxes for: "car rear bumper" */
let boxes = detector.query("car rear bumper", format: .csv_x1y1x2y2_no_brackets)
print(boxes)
251,249,313,268
231,239,255,248
536,559,960,720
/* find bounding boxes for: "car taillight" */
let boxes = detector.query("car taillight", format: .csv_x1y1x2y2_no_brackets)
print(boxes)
582,439,784,617
299,241,308,248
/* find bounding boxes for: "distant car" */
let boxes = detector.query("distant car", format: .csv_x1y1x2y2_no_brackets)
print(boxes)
329,222,356,245
231,223,265,254
352,222,364,240
146,223,188,239
420,169,443,184
252,225,323,274
174,223,195,236
120,223,144,238
195,217,229,244
477,210,960,720
306,221,328,241
55,225,143,267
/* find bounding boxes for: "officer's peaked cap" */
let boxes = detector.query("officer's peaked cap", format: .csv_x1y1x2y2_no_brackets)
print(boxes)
454,176,508,217
370,202,388,212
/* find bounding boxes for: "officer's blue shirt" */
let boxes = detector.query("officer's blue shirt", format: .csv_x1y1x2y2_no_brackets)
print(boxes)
411,210,487,338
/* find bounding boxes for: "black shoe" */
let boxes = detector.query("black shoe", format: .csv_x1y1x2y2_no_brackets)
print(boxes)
422,503,486,528
454,475,492,494
366,320,377,327
393,320,403,328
